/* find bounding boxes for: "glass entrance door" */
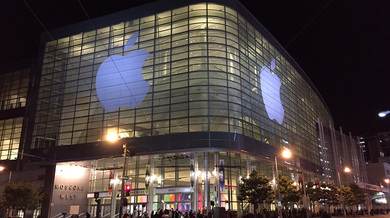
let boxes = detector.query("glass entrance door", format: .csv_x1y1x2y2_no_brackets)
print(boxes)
160,193,191,212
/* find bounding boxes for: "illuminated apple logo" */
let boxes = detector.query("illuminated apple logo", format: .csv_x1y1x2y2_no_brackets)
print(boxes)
260,59,284,124
96,32,150,112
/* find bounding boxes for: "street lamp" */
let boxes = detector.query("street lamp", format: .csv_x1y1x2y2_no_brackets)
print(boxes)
384,179,390,193
275,148,292,218
378,110,390,117
0,166,12,183
337,166,351,218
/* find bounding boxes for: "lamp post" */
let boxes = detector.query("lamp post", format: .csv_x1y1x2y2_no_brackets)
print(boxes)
337,166,351,218
385,179,390,210
275,148,292,218
378,110,390,117
107,133,129,218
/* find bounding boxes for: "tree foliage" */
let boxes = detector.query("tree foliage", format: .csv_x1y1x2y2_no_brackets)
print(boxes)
348,183,365,206
306,181,321,202
237,170,274,212
318,183,340,206
279,176,302,207
0,181,43,211
307,181,365,210
341,185,355,206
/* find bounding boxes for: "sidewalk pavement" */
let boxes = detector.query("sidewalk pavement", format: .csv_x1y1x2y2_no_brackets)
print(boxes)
331,215,390,218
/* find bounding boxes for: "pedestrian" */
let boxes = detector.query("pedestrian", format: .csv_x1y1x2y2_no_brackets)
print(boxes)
124,213,130,218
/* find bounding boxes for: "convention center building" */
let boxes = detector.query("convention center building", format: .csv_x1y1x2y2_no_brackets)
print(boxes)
0,0,369,217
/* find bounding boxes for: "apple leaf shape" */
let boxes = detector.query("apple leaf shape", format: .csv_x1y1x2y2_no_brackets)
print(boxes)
270,59,275,70
260,62,284,124
124,32,139,52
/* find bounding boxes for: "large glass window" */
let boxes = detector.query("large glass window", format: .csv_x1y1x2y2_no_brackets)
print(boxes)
0,69,29,110
0,117,22,160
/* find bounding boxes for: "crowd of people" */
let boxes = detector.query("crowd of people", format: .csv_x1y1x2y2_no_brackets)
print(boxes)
122,207,220,218
119,207,390,218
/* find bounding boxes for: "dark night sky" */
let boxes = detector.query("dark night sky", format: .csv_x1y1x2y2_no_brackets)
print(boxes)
1,0,389,136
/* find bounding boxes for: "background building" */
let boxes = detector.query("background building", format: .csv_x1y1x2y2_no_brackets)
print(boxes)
360,131,390,164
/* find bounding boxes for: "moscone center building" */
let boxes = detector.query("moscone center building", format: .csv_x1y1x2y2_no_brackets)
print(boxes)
4,0,369,217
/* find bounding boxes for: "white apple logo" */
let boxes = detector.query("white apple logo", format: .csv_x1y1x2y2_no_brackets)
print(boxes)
260,59,284,124
95,32,150,112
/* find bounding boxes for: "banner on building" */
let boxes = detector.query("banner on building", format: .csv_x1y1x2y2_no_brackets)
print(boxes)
298,174,303,190
108,171,114,195
219,160,225,192
145,165,150,194
190,159,195,192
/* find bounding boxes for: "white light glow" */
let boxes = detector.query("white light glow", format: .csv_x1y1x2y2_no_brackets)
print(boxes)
111,178,120,185
119,132,129,139
282,149,292,159
379,111,390,117
151,174,157,182
196,170,202,178
106,132,118,142
56,165,86,179
145,175,150,183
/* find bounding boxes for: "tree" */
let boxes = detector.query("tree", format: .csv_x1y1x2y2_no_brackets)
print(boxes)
341,185,355,207
0,181,43,215
279,176,302,208
306,181,321,204
237,170,274,214
323,183,340,206
349,183,365,209
306,181,320,209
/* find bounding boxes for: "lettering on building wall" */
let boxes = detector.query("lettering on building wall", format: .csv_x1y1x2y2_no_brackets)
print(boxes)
55,184,84,191
55,184,84,200
60,194,76,200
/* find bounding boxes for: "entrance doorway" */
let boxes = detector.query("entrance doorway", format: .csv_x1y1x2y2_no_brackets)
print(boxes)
159,193,191,212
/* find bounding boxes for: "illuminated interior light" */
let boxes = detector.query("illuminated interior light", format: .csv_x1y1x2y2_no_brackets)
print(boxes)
196,170,202,178
151,174,157,182
111,178,120,185
106,131,118,142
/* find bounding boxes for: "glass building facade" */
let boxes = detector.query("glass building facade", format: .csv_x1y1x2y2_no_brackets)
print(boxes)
30,0,363,217
34,1,331,162
0,68,30,160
